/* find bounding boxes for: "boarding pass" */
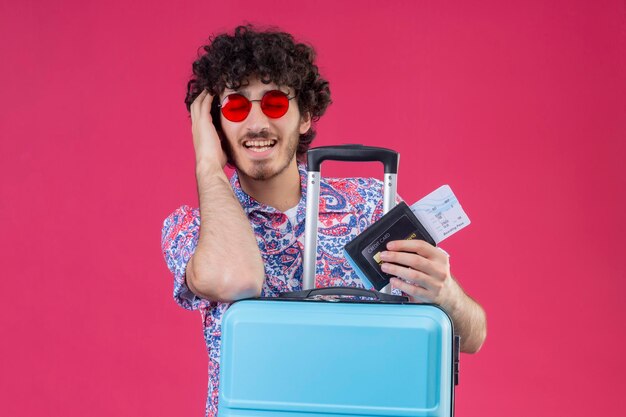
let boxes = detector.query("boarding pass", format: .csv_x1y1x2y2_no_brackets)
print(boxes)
409,185,471,244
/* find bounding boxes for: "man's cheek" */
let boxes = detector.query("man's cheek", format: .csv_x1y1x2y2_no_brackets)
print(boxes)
220,136,236,166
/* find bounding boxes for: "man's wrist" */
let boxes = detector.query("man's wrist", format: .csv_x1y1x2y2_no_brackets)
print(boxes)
196,159,226,178
442,276,464,318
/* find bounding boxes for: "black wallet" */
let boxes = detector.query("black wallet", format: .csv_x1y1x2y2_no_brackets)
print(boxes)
343,202,436,291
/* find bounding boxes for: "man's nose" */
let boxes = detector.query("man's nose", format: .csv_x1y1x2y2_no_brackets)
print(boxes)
244,101,270,132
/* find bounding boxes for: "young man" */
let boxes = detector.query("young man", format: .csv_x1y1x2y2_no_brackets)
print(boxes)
162,25,486,417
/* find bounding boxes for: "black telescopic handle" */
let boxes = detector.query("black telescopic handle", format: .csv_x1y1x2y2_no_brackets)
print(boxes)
307,145,399,173
279,286,408,303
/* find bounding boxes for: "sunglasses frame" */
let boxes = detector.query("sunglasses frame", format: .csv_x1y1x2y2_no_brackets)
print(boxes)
218,89,296,122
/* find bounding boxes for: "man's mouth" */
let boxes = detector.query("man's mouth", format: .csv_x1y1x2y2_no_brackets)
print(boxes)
243,139,277,153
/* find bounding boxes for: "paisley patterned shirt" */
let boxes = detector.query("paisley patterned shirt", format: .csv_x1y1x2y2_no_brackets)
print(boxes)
161,163,388,417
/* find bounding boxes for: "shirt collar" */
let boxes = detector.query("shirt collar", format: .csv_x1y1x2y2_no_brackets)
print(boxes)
230,161,355,217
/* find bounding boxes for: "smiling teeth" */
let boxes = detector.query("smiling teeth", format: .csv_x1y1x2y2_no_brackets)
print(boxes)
244,140,276,148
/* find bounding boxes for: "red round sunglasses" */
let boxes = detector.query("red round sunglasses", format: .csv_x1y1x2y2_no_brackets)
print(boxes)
218,90,296,122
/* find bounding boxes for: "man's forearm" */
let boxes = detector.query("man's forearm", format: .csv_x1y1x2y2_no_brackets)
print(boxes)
186,164,265,302
447,281,487,353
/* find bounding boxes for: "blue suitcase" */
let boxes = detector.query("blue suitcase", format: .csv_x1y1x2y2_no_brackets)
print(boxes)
219,146,459,417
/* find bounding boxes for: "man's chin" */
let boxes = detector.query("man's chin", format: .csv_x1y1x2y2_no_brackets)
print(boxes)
248,165,272,181
236,156,296,182
236,160,274,181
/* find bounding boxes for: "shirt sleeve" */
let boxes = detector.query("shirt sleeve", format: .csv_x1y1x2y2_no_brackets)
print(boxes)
161,205,209,310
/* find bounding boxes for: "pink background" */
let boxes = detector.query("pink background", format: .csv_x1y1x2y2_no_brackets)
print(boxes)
1,0,625,415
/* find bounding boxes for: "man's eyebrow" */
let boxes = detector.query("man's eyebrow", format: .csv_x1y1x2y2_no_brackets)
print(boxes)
224,85,288,97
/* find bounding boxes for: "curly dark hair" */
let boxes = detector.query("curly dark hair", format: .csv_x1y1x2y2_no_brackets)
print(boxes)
185,25,332,158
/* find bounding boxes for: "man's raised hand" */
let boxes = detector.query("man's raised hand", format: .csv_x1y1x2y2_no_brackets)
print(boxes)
190,90,227,170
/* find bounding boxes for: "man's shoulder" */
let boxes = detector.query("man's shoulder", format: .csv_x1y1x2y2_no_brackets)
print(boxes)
163,205,200,224
161,205,200,237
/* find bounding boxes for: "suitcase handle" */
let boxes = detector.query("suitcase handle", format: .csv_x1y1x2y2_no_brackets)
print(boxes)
304,145,400,292
307,145,399,173
279,286,408,302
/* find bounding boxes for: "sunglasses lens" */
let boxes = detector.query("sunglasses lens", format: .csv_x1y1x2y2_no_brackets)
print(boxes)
261,90,290,118
221,94,251,122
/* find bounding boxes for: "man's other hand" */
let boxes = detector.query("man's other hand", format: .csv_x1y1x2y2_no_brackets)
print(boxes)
190,90,227,169
379,240,460,311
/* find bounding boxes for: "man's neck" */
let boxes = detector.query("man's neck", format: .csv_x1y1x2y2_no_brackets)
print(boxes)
238,159,302,213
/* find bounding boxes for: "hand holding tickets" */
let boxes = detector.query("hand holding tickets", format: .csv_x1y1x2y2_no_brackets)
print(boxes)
344,185,470,292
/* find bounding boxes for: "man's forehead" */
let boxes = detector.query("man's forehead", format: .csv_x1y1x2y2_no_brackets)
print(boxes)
222,79,292,96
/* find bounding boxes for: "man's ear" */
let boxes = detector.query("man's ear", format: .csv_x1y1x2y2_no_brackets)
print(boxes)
299,112,312,134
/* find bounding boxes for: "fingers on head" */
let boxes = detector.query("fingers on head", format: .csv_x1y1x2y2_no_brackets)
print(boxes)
191,90,212,121
192,89,209,108
201,90,214,113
